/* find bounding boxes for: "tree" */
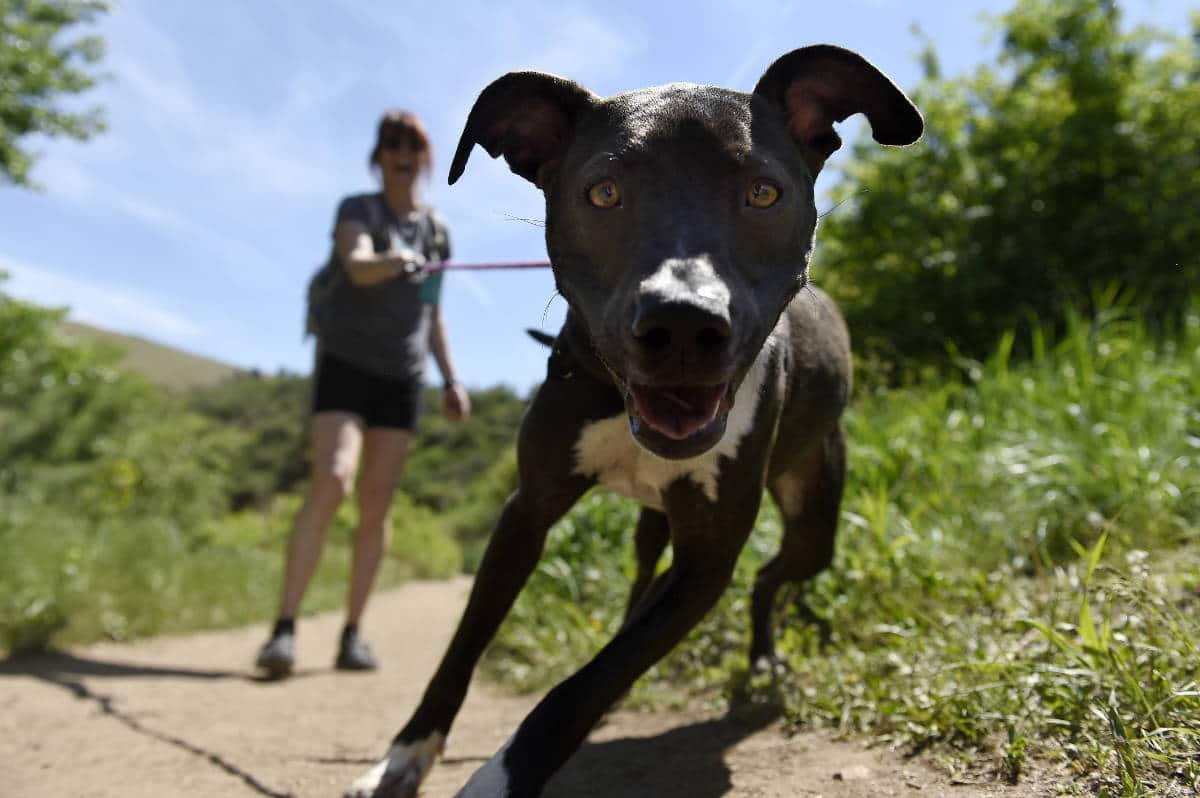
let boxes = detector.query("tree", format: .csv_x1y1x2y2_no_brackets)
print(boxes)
815,0,1200,380
0,0,107,187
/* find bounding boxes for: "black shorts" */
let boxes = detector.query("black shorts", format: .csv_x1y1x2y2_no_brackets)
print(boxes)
312,352,424,430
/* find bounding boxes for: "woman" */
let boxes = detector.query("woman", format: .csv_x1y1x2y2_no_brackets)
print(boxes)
255,110,471,677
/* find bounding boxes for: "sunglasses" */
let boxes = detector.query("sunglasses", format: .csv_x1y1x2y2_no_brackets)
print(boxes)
379,134,425,151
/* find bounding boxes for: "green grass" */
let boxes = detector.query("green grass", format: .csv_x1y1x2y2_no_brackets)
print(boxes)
1,490,463,653
485,298,1200,796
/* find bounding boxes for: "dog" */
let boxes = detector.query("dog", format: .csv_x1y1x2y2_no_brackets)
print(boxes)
346,44,922,798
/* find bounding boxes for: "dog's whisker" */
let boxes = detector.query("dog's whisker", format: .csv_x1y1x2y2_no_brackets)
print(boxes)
542,292,563,325
501,212,546,228
818,188,869,219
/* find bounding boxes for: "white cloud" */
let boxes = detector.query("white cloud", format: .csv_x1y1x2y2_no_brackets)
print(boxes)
58,1,358,229
34,158,274,279
506,6,642,84
344,1,646,137
107,52,349,202
2,255,202,340
717,2,802,89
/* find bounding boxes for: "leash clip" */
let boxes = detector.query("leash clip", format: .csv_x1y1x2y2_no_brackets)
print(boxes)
401,251,428,278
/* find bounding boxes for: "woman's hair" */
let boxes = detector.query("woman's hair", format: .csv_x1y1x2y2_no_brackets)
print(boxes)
368,109,433,176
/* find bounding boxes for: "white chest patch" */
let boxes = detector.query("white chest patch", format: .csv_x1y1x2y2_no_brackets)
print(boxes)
572,340,772,509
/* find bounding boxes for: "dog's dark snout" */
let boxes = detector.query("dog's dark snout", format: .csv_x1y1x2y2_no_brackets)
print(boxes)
632,298,732,363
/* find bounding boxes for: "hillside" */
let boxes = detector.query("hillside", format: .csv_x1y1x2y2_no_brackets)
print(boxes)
59,320,244,390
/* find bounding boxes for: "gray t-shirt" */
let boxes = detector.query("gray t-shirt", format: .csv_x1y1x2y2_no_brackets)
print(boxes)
318,193,451,382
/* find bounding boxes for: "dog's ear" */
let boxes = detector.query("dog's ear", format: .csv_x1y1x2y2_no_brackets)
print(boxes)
449,72,598,188
753,45,923,176
525,328,556,348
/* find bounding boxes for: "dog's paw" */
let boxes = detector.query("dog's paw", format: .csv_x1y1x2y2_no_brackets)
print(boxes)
453,737,514,798
343,733,444,798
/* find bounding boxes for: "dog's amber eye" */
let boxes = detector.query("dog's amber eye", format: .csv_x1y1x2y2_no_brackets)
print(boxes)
746,179,781,208
587,179,622,209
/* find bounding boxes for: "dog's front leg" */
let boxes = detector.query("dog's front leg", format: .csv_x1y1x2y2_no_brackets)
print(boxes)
345,486,588,798
624,508,669,622
455,479,763,798
345,382,601,798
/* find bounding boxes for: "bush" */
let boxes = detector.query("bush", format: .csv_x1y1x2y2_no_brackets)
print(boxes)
184,373,528,527
0,289,464,652
400,385,527,511
388,492,465,578
816,0,1200,380
186,371,311,510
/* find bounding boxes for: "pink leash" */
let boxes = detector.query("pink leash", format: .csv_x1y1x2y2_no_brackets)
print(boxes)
408,260,551,273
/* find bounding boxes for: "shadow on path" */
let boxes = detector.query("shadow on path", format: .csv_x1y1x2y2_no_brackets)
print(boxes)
2,650,294,798
0,649,241,681
545,703,782,798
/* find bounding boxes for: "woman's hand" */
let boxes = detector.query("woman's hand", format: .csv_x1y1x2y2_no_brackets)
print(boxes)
334,223,427,285
443,382,471,422
396,249,430,282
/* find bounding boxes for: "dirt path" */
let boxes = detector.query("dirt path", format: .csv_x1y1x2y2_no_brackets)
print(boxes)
1,578,1046,798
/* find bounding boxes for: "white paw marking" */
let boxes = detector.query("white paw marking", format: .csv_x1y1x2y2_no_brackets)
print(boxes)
344,733,444,798
573,338,772,509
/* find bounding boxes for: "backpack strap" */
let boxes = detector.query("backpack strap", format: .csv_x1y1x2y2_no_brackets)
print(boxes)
364,193,388,250
361,195,446,261
419,207,449,263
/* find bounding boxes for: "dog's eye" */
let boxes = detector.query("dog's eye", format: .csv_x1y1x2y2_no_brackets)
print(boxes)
587,179,622,209
746,179,781,209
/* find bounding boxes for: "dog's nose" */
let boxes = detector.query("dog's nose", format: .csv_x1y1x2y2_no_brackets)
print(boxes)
631,295,732,363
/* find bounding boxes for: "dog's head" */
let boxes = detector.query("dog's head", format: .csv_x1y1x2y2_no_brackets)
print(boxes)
451,45,921,459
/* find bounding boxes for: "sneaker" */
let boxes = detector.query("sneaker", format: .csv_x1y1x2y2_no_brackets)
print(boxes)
255,631,294,678
335,631,378,671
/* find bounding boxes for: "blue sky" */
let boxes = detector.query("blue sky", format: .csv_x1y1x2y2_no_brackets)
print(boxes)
1,0,1192,393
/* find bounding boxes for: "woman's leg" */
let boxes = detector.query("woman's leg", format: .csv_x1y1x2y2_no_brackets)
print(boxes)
277,411,364,620
345,426,413,626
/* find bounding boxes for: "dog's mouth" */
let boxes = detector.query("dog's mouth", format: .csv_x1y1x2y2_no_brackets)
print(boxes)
624,381,732,458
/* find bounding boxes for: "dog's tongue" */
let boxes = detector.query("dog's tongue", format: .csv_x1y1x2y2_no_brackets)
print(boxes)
628,383,728,441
